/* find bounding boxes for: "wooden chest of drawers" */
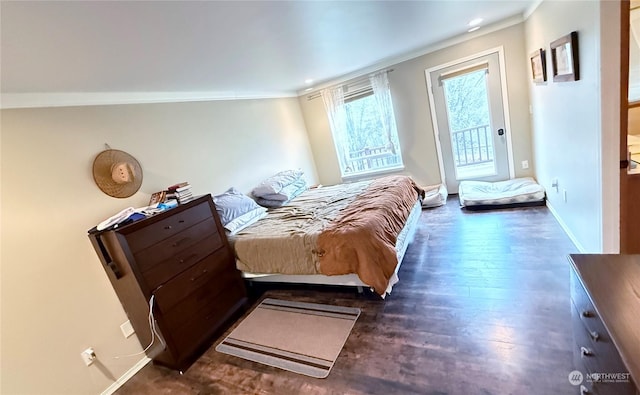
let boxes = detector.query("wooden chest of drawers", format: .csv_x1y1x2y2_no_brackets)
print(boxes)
569,254,640,395
88,195,247,370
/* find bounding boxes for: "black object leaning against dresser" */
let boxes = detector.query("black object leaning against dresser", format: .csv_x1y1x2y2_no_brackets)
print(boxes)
88,194,248,371
569,254,640,395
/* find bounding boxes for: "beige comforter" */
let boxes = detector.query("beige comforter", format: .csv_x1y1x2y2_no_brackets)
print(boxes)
231,175,424,295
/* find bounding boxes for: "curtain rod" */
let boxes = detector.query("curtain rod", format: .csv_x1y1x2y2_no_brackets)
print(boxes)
306,68,394,100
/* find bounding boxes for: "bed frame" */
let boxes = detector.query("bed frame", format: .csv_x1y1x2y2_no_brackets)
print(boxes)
240,200,423,296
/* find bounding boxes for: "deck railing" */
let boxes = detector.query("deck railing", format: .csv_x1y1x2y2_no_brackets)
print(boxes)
344,145,399,173
451,124,494,167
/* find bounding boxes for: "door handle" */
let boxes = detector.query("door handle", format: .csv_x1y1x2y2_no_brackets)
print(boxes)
497,128,505,136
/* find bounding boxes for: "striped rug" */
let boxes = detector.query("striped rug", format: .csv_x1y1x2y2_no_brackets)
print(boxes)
215,298,360,378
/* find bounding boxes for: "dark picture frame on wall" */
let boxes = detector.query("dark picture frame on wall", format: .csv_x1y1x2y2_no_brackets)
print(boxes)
550,31,579,82
529,48,547,83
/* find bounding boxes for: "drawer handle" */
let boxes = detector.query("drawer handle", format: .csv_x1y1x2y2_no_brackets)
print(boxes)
172,237,190,247
164,225,172,230
190,269,208,282
178,219,185,223
581,346,593,357
178,253,198,264
580,385,590,395
589,331,599,341
581,310,594,318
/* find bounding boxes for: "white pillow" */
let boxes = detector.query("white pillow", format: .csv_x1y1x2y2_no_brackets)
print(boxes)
225,206,267,234
252,169,304,197
212,187,262,225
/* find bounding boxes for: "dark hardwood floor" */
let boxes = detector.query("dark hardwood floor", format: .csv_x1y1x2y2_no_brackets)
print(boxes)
115,197,579,395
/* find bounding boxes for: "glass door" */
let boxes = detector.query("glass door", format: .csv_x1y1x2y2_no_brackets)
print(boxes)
428,51,511,193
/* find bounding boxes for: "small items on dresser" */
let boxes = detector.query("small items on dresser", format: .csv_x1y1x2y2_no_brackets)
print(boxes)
568,254,640,395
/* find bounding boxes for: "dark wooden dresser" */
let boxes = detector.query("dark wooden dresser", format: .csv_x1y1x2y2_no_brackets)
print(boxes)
88,195,247,371
569,254,640,395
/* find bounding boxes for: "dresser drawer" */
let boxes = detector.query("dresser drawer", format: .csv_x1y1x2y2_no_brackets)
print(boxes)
571,276,629,375
161,271,243,332
573,339,636,395
153,247,232,314
572,300,628,375
126,202,213,253
140,232,224,291
169,283,246,359
575,359,636,395
590,380,636,395
134,218,220,273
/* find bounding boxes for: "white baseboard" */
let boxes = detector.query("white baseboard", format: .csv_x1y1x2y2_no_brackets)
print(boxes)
546,201,585,253
101,357,151,395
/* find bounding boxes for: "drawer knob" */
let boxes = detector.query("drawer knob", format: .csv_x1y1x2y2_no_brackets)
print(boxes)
589,331,599,341
178,253,198,264
164,225,172,230
580,385,590,395
172,237,190,247
581,310,594,318
581,346,593,357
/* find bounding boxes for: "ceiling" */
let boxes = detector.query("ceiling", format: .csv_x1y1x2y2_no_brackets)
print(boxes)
0,0,538,106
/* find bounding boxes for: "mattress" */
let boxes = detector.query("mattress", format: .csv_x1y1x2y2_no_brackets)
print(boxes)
242,200,423,297
230,175,425,296
458,177,545,208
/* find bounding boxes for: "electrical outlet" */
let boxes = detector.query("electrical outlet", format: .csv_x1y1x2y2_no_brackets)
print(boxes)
521,160,529,169
81,347,96,366
120,320,135,338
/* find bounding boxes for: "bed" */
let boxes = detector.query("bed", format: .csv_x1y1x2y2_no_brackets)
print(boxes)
223,175,425,297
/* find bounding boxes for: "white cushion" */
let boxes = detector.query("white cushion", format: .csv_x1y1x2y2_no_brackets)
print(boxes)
459,177,545,207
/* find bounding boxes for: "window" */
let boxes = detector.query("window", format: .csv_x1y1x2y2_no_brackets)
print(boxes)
321,71,404,178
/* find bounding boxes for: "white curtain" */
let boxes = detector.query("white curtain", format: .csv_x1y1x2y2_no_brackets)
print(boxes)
320,85,350,171
370,71,397,154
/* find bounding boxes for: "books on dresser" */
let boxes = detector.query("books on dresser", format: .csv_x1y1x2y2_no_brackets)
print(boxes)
167,182,194,204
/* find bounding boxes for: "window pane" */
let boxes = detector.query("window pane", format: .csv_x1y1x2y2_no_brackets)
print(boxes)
442,69,496,179
338,93,403,176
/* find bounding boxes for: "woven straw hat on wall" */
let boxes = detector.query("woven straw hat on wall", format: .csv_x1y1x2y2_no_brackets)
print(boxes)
92,149,143,198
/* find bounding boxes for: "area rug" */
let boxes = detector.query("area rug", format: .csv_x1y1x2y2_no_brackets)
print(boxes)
215,298,360,378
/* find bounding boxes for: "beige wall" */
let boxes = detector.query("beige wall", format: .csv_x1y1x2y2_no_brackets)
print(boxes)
299,23,533,188
0,98,317,394
524,0,617,252
629,105,640,135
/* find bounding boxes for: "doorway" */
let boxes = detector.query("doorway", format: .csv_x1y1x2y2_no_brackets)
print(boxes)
426,48,514,193
621,0,640,252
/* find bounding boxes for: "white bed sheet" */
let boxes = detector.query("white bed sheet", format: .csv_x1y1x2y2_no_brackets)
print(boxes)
241,200,423,297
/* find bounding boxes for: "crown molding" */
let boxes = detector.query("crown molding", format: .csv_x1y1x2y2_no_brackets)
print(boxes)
2,11,530,109
523,0,544,19
0,91,298,109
